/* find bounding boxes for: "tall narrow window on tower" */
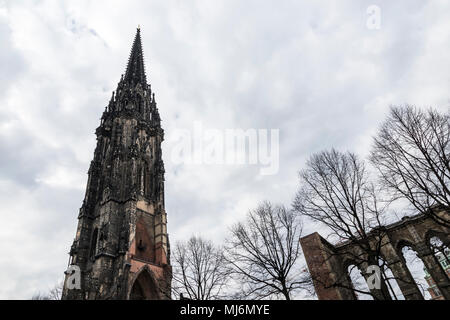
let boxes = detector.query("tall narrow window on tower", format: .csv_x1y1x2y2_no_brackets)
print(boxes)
89,228,98,261
62,27,172,300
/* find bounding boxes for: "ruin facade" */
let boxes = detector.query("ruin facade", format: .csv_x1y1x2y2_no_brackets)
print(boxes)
301,209,449,300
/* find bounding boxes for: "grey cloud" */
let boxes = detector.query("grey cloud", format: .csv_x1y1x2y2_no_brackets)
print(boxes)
0,16,25,96
0,0,449,298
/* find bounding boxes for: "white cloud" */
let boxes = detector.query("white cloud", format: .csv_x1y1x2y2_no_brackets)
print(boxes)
0,0,449,298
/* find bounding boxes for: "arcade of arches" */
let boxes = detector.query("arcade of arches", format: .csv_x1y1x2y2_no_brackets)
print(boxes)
300,209,449,300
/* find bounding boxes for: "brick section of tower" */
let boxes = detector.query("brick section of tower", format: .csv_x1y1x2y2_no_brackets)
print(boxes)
300,233,356,300
62,28,171,300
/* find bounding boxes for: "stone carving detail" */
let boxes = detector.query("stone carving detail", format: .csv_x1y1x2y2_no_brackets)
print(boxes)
119,228,130,253
69,240,78,256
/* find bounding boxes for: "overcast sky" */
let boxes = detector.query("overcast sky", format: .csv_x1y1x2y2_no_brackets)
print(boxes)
0,0,449,299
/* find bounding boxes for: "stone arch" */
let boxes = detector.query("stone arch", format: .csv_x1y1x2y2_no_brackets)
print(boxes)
396,241,428,299
346,263,372,300
396,239,418,253
301,211,450,300
342,254,402,300
422,234,449,300
425,229,449,245
377,256,404,300
341,254,380,300
341,256,358,271
425,230,450,260
129,266,161,300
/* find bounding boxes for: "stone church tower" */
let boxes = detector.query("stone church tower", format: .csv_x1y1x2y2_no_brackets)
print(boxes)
62,28,171,300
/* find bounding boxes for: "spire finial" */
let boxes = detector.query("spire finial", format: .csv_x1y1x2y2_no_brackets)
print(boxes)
137,24,140,30
123,28,147,86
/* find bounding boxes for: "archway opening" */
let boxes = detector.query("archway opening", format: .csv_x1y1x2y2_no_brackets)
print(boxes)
400,245,430,299
424,236,450,299
378,258,404,300
130,279,145,300
429,236,450,266
130,269,159,300
347,264,373,300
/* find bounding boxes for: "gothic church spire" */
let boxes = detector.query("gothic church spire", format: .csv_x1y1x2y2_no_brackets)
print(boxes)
124,27,147,86
62,27,171,300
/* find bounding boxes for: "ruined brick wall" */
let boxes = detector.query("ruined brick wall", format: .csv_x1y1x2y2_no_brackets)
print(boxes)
300,233,356,300
301,209,450,300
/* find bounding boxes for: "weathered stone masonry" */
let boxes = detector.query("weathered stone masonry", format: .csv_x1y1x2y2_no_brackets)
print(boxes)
62,28,171,300
301,209,449,300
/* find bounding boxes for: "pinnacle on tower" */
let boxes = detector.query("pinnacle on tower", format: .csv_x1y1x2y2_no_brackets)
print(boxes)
124,27,147,86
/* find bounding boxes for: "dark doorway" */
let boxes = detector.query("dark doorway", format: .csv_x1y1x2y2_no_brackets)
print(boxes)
129,269,159,300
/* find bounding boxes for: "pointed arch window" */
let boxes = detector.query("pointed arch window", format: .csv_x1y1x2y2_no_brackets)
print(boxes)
429,236,450,266
89,228,99,260
143,165,150,198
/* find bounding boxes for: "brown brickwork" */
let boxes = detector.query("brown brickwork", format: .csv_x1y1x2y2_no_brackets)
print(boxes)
301,209,450,300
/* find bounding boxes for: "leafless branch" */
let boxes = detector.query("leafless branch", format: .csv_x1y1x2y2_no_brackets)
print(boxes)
171,236,232,300
370,105,450,227
224,202,313,300
293,149,393,299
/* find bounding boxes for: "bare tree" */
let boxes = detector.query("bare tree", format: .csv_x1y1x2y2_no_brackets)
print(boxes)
31,292,51,300
31,281,63,300
172,236,231,300
48,281,64,300
370,105,450,227
224,202,312,300
293,149,393,300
